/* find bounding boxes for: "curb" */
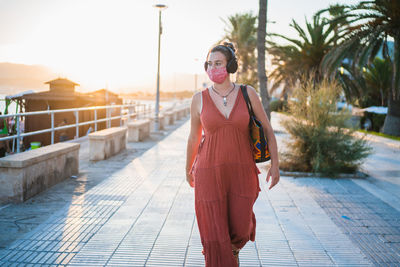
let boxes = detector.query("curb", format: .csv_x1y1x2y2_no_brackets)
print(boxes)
279,170,369,179
354,131,400,150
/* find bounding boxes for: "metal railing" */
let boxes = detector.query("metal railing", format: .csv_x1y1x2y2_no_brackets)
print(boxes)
0,103,154,154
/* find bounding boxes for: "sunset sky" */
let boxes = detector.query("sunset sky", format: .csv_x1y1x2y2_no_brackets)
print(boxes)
0,0,358,93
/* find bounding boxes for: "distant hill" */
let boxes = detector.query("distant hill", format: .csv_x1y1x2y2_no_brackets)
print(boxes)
0,62,210,96
0,62,55,93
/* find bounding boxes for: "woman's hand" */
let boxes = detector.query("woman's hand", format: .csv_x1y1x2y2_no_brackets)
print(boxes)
186,172,195,188
266,165,280,190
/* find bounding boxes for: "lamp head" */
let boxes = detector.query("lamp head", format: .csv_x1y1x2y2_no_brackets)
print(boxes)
154,4,167,10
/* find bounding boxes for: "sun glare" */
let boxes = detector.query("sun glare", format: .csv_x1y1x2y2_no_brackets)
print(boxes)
5,1,166,91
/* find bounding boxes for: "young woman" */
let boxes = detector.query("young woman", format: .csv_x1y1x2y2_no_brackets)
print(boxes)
186,42,280,266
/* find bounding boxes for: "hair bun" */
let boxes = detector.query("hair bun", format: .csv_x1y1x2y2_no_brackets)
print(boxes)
222,42,236,53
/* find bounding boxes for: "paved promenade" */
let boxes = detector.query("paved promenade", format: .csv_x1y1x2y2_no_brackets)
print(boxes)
0,113,399,266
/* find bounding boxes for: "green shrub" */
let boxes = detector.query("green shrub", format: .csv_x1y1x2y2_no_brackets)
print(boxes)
270,100,280,111
280,78,372,176
270,99,288,112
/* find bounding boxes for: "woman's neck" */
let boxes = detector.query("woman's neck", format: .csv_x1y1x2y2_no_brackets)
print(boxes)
213,79,234,93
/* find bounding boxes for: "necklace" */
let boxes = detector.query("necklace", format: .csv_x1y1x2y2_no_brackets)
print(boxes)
211,83,236,106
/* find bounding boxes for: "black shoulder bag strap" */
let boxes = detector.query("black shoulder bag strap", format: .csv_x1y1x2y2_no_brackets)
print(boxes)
240,85,255,121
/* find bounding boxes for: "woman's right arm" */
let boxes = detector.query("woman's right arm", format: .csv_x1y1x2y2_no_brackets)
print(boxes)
185,92,203,187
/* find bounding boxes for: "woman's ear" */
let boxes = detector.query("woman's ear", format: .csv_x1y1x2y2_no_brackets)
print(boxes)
204,61,208,72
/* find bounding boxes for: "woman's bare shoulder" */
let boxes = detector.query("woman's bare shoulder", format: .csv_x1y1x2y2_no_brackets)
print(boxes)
192,91,202,104
245,84,257,93
238,84,257,97
190,91,203,115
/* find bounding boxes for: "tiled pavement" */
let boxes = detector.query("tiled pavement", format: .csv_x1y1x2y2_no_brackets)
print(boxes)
0,118,399,266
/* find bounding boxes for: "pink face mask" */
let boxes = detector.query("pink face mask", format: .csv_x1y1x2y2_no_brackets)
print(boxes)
206,67,228,84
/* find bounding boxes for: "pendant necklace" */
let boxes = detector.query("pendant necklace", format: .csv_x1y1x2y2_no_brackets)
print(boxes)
212,83,235,106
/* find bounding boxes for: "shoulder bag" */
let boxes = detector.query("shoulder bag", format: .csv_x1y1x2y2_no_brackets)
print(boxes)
240,85,271,163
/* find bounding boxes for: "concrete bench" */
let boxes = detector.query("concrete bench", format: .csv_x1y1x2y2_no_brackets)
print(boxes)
127,119,150,142
148,116,155,132
172,110,178,122
122,113,138,126
149,114,165,131
88,127,127,161
164,111,175,125
158,114,166,130
178,106,190,119
176,108,184,120
184,106,190,116
0,142,80,204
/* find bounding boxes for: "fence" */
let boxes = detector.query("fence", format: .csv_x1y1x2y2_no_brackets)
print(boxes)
0,103,154,154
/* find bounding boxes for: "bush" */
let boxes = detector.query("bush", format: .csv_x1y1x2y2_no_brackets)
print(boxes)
270,99,288,112
360,112,386,132
280,78,372,176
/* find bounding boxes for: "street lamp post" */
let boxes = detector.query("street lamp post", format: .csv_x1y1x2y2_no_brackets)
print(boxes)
154,4,167,131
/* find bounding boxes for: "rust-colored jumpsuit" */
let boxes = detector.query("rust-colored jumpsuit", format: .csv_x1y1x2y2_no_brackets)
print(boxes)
190,88,261,266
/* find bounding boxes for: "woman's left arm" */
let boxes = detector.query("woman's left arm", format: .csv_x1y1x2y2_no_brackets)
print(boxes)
246,85,280,190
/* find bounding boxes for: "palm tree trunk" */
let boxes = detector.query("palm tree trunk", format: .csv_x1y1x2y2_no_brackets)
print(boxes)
382,32,400,136
383,94,400,136
257,0,271,120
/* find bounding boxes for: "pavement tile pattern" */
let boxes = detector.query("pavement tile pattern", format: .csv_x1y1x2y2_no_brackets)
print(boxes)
304,178,400,265
0,119,398,266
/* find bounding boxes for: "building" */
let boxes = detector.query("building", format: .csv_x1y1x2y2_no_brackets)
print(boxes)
9,78,122,149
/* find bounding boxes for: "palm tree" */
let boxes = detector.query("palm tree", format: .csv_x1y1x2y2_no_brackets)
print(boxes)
257,0,271,119
339,58,391,107
319,0,400,136
268,43,302,98
222,12,258,87
338,63,367,106
268,13,343,97
327,4,348,47
364,58,391,106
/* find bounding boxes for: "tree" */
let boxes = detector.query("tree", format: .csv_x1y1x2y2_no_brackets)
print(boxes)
268,43,302,98
339,58,391,108
320,0,400,136
364,58,391,106
267,13,343,97
222,12,258,87
257,0,271,119
327,4,348,47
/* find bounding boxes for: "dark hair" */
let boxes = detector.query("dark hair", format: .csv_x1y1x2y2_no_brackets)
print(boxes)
204,42,238,73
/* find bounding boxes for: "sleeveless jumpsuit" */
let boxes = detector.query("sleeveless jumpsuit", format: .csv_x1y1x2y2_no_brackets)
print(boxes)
190,87,261,267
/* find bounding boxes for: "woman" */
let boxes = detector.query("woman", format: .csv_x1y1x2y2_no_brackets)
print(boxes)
185,42,280,266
